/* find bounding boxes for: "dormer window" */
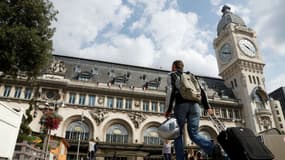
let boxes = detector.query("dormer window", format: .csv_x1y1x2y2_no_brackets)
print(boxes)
146,79,160,89
108,70,115,77
113,75,128,85
74,65,81,73
140,74,147,81
78,71,92,81
91,68,98,75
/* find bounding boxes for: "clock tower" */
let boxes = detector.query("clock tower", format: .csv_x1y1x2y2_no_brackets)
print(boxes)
213,5,275,133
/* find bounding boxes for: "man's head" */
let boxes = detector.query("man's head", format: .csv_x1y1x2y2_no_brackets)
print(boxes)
172,60,184,71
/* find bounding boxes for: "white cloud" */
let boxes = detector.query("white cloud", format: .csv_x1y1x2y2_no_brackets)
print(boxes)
51,0,132,52
267,73,285,92
248,0,285,56
51,0,218,77
80,34,156,67
210,0,222,6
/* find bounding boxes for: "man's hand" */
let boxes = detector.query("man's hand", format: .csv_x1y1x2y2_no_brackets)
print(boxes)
207,108,214,115
164,111,171,118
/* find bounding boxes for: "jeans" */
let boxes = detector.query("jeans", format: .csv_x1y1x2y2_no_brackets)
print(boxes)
164,153,171,160
173,102,214,160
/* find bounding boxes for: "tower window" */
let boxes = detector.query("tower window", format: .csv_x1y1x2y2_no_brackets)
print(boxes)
253,76,256,84
255,93,265,109
257,77,260,85
234,79,237,87
248,75,252,84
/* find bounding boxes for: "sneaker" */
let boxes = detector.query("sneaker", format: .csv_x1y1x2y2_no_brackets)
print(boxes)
212,144,223,160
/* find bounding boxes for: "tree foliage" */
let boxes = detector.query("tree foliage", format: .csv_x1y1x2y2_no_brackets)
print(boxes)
18,98,36,142
0,0,58,78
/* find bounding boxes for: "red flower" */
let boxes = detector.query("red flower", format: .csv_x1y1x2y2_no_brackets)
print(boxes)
42,111,63,130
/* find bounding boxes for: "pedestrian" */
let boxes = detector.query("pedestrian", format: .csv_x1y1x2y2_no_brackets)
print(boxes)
164,60,223,160
88,138,97,160
163,140,172,160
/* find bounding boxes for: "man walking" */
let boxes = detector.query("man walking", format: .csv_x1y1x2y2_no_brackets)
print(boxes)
163,140,172,160
165,60,223,160
88,139,97,160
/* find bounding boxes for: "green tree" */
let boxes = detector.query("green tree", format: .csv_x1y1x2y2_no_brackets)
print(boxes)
0,0,58,78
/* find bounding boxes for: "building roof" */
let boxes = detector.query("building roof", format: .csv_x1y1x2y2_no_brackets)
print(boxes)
47,54,236,100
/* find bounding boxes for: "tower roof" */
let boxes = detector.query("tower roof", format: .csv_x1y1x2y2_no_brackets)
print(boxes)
217,5,246,35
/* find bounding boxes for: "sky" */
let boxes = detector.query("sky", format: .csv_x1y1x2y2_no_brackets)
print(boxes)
50,0,285,93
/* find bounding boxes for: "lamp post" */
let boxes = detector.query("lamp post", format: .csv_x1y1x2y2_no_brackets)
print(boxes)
42,101,64,159
76,112,84,160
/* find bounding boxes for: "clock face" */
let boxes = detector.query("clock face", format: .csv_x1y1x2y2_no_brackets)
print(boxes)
239,39,256,57
219,43,232,63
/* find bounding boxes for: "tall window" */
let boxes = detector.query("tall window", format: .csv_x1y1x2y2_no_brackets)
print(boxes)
151,102,157,112
3,85,11,97
69,93,76,104
106,124,128,144
88,95,95,106
248,75,252,84
24,88,32,99
125,99,132,110
159,103,165,113
143,127,162,145
143,101,149,112
79,94,86,105
255,93,265,109
253,76,256,84
14,87,22,98
116,98,123,109
65,121,90,141
107,97,114,108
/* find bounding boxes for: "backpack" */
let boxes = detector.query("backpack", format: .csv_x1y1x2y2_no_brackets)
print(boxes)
174,72,201,102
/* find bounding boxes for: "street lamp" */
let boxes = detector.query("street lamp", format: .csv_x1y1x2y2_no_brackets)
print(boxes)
76,112,84,160
42,101,64,159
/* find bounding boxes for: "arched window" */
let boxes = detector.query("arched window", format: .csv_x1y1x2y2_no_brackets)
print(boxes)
143,127,162,145
255,93,265,109
106,124,128,144
65,121,90,141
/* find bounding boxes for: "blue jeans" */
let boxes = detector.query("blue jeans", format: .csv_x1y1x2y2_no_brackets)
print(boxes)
174,102,214,160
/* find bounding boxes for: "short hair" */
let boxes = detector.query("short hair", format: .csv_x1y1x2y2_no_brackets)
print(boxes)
172,60,184,70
